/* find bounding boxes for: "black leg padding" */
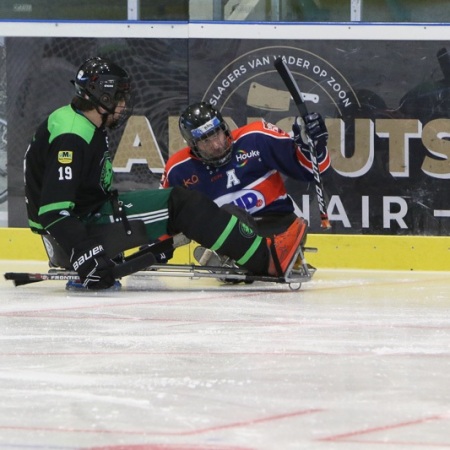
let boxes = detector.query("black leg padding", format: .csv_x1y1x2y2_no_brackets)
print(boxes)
168,186,269,274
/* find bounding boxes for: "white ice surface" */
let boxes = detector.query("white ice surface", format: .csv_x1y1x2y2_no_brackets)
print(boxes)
1,260,450,450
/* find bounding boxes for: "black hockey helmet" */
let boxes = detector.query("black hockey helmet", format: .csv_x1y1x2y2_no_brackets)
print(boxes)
179,102,233,167
72,56,133,127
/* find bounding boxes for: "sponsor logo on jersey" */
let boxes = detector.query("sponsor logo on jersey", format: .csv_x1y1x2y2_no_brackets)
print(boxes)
211,173,223,182
58,151,73,164
239,221,256,239
215,189,265,214
100,152,113,193
183,174,199,187
235,149,260,167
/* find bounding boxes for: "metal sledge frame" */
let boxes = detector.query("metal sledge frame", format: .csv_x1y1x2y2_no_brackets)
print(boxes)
132,256,316,291
4,240,317,291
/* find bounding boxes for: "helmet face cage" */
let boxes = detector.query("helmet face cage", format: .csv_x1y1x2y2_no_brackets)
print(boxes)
179,102,233,167
73,57,133,128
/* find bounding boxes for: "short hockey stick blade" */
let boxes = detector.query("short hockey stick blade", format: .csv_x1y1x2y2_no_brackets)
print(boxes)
4,271,80,287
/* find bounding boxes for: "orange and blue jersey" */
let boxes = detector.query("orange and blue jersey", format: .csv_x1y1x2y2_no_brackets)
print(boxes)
161,119,330,216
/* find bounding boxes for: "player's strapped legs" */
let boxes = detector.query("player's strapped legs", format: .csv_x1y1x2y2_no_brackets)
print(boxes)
168,186,270,274
41,221,150,269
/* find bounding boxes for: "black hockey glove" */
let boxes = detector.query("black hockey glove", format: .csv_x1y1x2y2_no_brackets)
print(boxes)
70,244,116,290
292,113,328,157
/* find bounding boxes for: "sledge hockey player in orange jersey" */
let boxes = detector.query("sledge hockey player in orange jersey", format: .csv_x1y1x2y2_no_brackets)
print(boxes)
160,102,331,272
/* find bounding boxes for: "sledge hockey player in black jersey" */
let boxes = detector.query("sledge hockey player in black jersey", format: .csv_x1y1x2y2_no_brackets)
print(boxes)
23,56,307,290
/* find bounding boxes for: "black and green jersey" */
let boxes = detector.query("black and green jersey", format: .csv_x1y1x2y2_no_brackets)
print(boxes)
24,103,113,253
23,104,269,274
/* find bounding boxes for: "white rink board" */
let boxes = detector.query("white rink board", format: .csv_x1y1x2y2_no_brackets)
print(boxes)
0,21,449,41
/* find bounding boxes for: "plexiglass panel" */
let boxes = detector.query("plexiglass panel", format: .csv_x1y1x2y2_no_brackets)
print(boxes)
0,1,448,24
360,0,450,22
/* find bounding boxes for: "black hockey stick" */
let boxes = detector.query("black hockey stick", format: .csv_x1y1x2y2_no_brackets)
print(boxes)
4,271,81,286
4,234,190,287
274,57,331,229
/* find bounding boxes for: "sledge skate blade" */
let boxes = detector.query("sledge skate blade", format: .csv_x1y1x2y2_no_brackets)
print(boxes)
189,244,315,286
138,262,315,286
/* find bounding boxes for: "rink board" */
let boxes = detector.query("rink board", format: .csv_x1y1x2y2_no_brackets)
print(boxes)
1,227,449,271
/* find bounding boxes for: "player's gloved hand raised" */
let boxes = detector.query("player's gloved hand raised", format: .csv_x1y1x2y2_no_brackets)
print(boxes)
70,243,116,290
305,112,328,144
292,113,328,144
292,113,328,158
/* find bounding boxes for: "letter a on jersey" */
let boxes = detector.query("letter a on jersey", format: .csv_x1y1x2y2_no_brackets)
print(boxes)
226,169,241,189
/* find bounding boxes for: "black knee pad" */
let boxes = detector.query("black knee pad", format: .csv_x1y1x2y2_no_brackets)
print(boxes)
42,235,71,269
